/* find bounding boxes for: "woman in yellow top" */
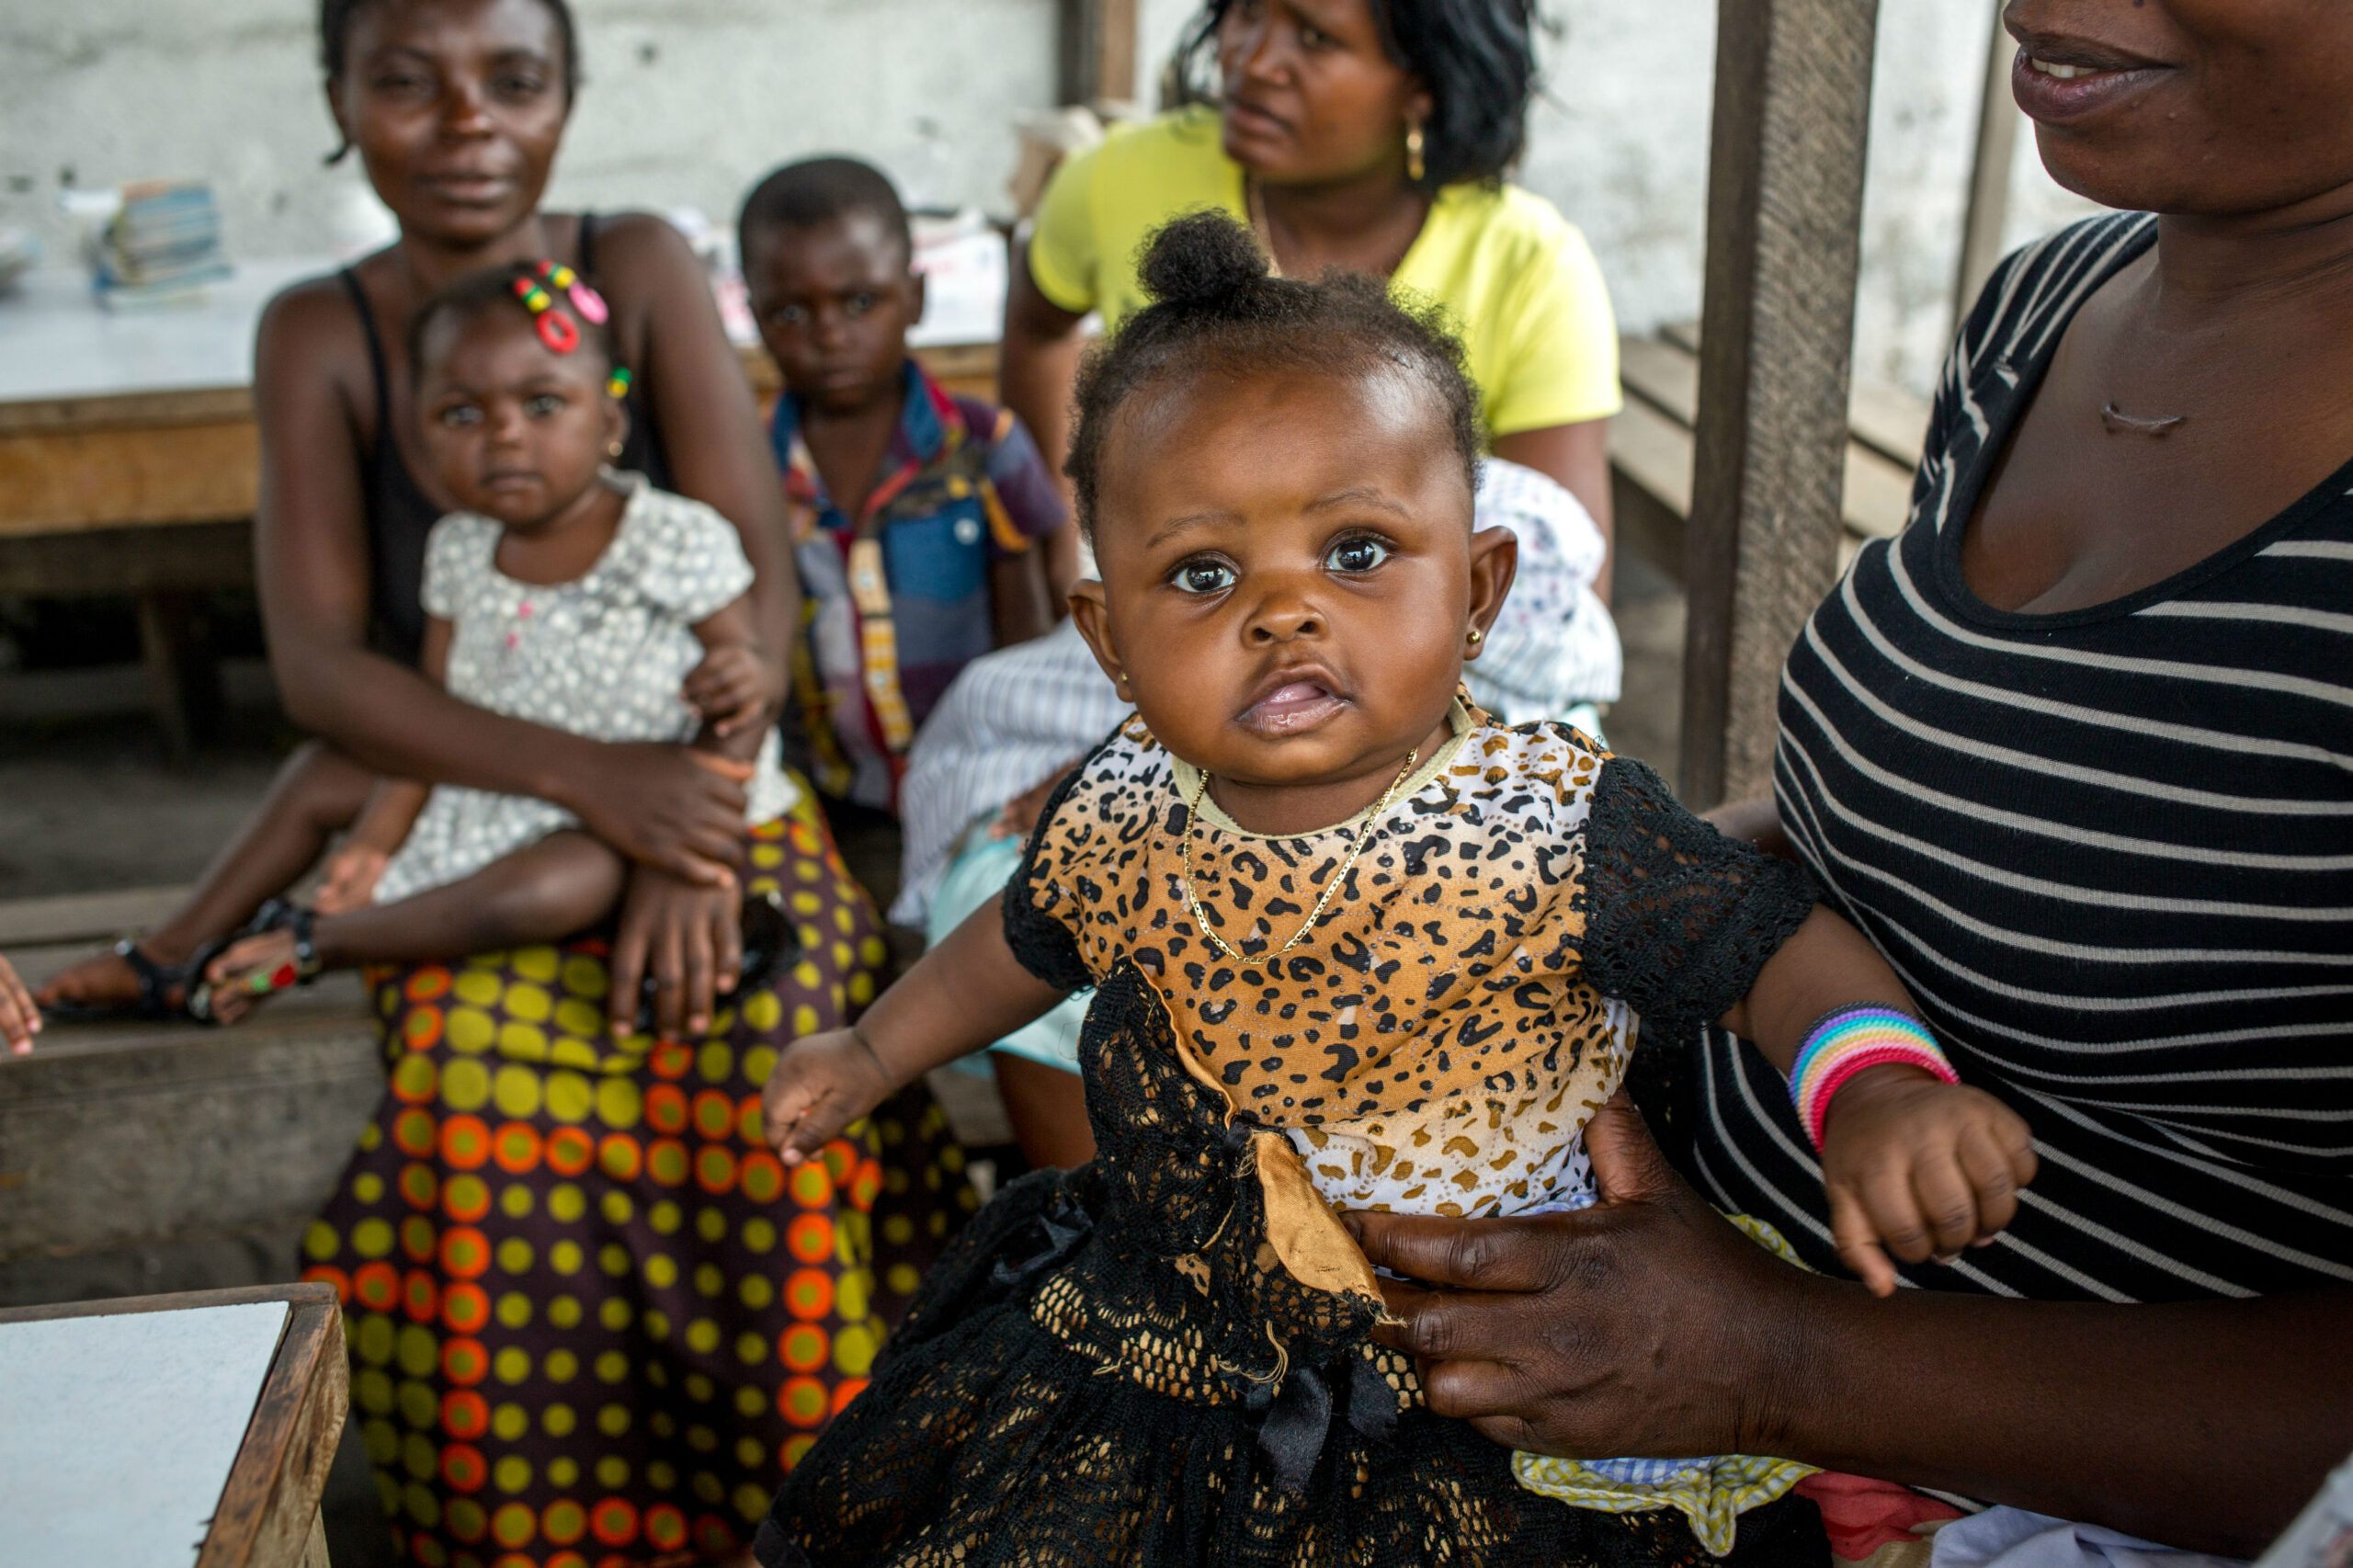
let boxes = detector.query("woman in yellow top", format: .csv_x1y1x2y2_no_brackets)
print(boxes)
1003,0,1622,593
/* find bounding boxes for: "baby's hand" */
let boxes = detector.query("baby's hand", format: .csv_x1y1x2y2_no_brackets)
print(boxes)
315,846,389,915
0,954,39,1056
762,1027,895,1165
1821,1065,2037,1297
683,646,777,738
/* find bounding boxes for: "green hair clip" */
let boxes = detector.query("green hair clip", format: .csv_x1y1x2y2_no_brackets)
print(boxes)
607,366,633,399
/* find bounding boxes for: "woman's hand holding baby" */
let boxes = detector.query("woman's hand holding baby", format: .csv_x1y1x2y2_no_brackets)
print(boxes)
761,1026,897,1165
1820,1066,2037,1297
315,846,389,915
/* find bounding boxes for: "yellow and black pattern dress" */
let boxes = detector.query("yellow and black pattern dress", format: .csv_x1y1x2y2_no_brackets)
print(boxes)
302,797,978,1568
756,708,1828,1567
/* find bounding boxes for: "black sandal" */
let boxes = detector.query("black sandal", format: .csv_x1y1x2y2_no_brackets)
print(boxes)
631,889,801,1035
188,901,322,1024
39,936,223,1026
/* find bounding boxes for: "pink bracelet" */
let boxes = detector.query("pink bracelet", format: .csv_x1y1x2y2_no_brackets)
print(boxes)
1789,1006,1956,1152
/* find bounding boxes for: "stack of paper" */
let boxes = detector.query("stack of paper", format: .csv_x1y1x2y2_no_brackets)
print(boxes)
97,180,230,310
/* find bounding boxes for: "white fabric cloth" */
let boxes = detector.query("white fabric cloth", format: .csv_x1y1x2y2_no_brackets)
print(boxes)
1930,1509,2245,1568
377,473,798,902
889,457,1621,925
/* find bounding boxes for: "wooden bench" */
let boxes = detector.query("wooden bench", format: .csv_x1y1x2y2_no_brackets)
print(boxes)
1606,322,1928,584
0,888,381,1308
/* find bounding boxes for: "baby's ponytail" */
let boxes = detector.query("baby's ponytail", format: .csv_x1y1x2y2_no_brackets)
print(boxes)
1066,212,1480,540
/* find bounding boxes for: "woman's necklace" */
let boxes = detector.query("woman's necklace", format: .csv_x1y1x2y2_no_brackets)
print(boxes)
2099,402,2188,437
1178,749,1418,961
1245,176,1286,279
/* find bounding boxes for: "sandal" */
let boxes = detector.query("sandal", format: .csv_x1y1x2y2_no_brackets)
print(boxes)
39,936,224,1026
188,901,322,1024
631,889,801,1035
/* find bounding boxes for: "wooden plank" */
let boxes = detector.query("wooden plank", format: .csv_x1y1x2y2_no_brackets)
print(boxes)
1847,379,1931,471
0,884,193,947
1059,0,1139,108
196,1286,348,1568
0,420,258,536
1681,0,1881,811
1608,399,1696,581
1618,334,1915,555
0,518,254,596
0,385,255,439
1954,1,2021,330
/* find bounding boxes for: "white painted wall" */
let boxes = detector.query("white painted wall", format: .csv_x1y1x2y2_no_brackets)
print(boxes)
0,0,2102,398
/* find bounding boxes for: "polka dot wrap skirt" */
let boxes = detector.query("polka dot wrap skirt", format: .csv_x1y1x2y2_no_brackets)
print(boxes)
302,801,977,1567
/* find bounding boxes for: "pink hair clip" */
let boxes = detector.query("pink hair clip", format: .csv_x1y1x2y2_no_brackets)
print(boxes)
539,260,608,325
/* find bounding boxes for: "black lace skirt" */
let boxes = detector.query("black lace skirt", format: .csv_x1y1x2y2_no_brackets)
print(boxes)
754,966,1829,1568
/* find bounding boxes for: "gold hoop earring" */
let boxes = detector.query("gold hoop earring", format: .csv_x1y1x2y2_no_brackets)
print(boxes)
1405,118,1427,184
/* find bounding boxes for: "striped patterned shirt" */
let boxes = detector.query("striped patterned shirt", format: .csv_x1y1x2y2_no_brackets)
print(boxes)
1694,212,2353,1304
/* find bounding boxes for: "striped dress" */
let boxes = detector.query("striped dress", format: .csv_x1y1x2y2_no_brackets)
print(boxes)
1693,211,2353,1304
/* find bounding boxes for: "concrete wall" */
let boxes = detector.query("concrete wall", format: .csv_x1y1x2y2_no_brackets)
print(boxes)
0,0,2101,399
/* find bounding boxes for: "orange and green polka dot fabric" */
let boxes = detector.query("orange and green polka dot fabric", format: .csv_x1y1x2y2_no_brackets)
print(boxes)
304,805,979,1567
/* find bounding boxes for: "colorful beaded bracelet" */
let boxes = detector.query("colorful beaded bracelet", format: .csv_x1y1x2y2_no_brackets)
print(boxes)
1789,1005,1955,1152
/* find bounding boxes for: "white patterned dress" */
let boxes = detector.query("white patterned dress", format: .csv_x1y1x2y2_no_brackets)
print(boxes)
374,472,799,903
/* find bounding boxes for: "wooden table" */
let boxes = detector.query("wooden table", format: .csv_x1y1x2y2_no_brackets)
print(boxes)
0,259,999,756
0,1282,347,1567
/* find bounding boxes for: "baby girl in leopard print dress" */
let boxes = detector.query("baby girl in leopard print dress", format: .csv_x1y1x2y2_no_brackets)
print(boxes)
752,216,2038,1567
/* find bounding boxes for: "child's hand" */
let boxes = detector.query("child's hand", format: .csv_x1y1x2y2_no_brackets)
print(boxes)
315,846,389,915
683,646,778,738
0,955,39,1056
762,1027,895,1165
1821,1065,2038,1297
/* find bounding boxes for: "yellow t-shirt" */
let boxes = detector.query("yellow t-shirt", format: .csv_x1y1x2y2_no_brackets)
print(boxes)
1029,104,1622,437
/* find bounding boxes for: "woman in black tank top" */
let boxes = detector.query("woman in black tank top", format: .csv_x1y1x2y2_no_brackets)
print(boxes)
37,2,977,1556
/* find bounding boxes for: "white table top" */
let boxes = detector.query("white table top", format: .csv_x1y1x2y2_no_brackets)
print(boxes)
0,233,1006,410
0,1300,290,1568
0,259,329,405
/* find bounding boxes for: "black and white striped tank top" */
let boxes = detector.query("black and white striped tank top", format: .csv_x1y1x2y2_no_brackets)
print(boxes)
1692,212,2353,1304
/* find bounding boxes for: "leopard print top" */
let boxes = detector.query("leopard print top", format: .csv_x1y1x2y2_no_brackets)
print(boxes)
1007,700,1821,1219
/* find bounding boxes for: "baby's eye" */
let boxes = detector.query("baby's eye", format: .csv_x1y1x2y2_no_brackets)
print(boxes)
847,293,876,317
525,392,565,417
1325,536,1390,574
438,403,483,428
1171,559,1237,595
768,304,809,327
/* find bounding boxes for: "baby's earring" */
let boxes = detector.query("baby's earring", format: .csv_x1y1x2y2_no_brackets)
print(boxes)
607,437,625,460
1466,628,1483,646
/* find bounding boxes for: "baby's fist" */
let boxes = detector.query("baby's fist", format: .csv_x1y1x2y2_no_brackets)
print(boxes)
682,646,777,737
1821,1065,2037,1297
761,1027,894,1164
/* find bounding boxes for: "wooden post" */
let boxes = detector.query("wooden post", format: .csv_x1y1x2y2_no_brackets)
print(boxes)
1679,0,1881,810
1059,0,1138,108
1953,2,2020,329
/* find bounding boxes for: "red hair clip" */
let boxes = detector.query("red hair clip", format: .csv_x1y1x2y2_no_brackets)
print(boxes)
512,262,601,354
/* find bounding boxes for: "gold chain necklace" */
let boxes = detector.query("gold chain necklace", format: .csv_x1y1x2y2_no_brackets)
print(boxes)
1178,750,1417,961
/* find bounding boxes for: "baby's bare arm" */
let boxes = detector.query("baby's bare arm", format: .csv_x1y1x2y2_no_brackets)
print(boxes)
1719,907,2038,1296
762,897,1072,1162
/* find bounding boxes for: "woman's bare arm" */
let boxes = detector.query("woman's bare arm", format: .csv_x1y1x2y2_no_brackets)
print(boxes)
592,213,800,666
251,279,748,881
1493,420,1616,602
1000,238,1090,597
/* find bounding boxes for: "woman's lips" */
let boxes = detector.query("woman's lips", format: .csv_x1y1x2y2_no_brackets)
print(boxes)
1239,678,1346,735
2011,46,2170,123
1223,95,1290,142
